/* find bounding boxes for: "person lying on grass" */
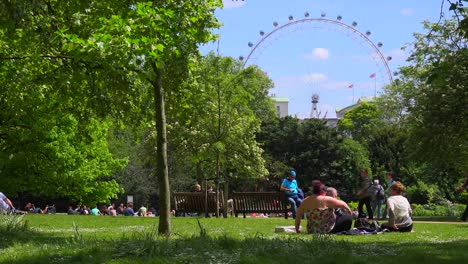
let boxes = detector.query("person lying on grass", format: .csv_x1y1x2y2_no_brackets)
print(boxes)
380,181,413,232
295,180,352,234
25,202,47,214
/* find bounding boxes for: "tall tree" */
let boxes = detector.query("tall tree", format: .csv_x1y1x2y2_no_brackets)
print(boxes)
337,102,383,145
0,0,222,235
381,15,467,173
167,53,274,214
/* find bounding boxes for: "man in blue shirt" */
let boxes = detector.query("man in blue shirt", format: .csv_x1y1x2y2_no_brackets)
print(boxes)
280,170,303,218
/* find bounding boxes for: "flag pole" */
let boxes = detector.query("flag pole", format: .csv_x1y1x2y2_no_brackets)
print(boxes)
374,77,376,97
353,85,355,104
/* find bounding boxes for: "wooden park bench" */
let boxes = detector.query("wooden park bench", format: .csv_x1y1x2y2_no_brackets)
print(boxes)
173,192,225,217
231,192,291,219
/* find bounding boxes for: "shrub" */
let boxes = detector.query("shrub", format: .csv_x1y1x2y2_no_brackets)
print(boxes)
410,203,464,217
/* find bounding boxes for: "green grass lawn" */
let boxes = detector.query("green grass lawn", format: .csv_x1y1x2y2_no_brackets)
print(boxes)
1,214,467,263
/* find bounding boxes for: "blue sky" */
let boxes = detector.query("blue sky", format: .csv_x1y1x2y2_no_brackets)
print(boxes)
200,0,451,118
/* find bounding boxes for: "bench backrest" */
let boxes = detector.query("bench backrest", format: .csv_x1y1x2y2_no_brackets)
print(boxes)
173,192,224,214
231,192,289,214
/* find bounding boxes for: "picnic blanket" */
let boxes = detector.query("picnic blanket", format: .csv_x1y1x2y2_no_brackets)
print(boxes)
336,228,385,235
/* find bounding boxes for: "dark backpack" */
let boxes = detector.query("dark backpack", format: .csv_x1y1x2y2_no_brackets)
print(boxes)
354,218,381,232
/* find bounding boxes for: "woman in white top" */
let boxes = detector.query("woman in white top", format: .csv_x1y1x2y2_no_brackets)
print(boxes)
381,181,413,232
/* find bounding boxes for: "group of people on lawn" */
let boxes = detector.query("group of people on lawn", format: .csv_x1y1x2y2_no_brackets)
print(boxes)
2,171,468,235
66,202,158,217
0,195,156,217
283,169,416,234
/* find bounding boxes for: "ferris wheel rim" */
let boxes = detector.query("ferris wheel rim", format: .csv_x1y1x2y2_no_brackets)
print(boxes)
241,16,394,84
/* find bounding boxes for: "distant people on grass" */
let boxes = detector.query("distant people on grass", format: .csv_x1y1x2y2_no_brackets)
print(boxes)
67,205,79,215
123,202,136,216
100,205,109,215
116,203,125,215
150,207,159,216
295,180,352,234
371,179,385,219
0,192,15,214
25,202,45,214
77,205,90,215
456,176,468,222
108,203,117,216
280,170,303,219
46,204,56,214
356,169,374,219
381,181,413,232
137,206,147,216
90,205,102,216
325,187,353,233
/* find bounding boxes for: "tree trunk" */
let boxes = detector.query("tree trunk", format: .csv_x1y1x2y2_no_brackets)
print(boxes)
223,173,229,218
153,65,171,235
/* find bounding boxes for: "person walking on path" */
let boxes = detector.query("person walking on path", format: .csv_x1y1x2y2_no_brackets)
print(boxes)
371,179,385,219
356,169,373,219
456,176,468,222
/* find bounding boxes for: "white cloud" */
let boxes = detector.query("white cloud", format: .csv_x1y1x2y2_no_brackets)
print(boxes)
222,0,246,9
273,74,328,92
303,48,329,60
400,8,414,16
301,73,327,82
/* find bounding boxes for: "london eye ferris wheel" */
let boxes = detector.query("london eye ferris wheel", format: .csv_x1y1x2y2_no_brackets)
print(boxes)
236,11,396,118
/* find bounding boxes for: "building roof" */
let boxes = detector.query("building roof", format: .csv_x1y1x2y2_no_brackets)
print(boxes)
336,97,376,113
272,97,289,103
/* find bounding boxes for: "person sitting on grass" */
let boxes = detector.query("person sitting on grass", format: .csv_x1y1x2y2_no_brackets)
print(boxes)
137,206,147,216
123,202,136,216
67,205,79,215
90,205,102,216
381,181,413,232
295,180,352,234
325,187,354,233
